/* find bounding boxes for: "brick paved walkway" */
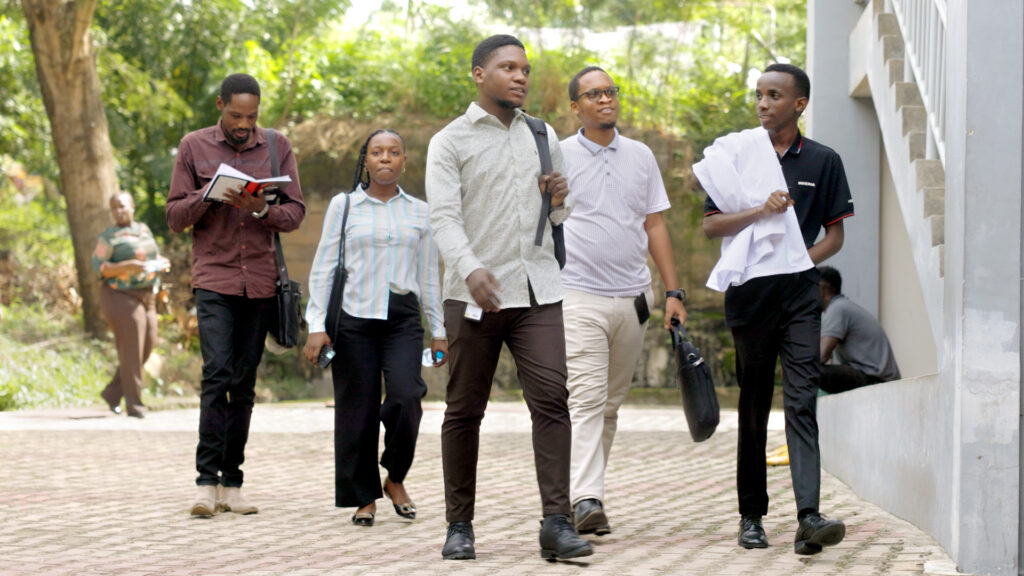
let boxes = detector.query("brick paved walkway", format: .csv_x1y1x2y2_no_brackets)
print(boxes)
0,402,963,575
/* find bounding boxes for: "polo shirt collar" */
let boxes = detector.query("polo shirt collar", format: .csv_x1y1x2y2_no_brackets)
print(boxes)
781,129,804,157
575,128,620,155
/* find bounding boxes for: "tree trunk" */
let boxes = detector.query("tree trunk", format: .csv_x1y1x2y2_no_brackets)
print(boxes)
21,0,119,336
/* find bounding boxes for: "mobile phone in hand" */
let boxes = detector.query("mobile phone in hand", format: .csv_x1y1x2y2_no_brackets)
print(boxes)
317,344,336,368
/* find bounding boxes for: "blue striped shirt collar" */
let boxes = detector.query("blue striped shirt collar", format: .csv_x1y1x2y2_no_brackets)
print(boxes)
575,128,620,155
349,186,412,206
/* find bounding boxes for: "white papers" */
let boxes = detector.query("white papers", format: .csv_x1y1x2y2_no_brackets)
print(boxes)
141,257,170,274
202,163,291,203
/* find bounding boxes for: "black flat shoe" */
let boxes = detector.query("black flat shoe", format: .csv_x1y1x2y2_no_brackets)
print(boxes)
383,479,416,520
351,512,375,527
108,405,122,415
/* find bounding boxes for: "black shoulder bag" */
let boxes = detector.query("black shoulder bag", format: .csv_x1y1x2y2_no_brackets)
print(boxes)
523,115,565,269
670,319,719,442
324,193,351,338
267,129,307,348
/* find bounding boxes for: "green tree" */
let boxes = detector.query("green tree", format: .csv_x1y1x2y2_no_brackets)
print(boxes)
20,0,120,336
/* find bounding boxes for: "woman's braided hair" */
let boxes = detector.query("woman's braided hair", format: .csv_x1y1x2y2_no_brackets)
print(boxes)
351,129,405,191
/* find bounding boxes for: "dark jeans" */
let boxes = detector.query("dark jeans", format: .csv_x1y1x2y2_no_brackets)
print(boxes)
820,364,884,394
331,291,427,508
728,272,822,518
194,288,272,487
441,298,572,523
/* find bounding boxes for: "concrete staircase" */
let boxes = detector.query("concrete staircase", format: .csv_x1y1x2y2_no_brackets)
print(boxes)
849,3,946,346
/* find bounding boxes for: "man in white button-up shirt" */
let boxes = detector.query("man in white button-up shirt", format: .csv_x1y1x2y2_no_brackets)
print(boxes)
559,66,687,538
425,34,591,563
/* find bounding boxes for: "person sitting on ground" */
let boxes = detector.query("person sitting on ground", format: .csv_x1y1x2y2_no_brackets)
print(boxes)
819,266,901,393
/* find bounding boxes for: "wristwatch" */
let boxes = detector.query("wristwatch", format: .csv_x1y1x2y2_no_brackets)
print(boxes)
252,203,270,220
665,289,686,302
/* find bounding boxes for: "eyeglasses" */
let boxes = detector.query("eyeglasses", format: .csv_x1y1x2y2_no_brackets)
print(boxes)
575,86,620,102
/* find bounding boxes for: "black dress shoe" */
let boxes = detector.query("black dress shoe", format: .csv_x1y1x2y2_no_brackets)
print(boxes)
442,521,475,560
108,405,122,415
573,498,611,535
539,514,593,561
794,513,845,555
738,515,769,549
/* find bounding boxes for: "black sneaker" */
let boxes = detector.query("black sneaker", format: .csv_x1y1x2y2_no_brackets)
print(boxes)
539,514,593,561
441,521,475,560
794,513,845,555
738,515,769,549
573,498,611,536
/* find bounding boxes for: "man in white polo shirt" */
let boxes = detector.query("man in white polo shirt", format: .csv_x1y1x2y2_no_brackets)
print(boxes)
560,66,687,536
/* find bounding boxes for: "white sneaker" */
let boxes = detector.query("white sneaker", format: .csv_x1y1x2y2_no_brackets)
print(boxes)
217,485,259,515
190,485,217,517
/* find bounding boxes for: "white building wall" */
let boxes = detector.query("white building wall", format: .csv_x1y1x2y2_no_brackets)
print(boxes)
806,0,881,315
813,1,1024,575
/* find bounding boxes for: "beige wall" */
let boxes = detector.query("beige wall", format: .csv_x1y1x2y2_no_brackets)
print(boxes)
878,149,938,377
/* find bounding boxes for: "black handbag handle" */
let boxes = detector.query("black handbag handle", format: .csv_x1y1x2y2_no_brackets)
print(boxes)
669,318,687,348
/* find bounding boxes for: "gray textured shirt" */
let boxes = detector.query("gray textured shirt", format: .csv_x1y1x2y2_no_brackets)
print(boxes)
425,102,571,307
822,294,902,381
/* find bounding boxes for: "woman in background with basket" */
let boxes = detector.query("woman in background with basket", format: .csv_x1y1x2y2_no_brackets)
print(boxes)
303,129,447,527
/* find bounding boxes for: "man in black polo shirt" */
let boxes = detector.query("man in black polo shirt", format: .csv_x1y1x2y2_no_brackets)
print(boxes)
701,63,854,555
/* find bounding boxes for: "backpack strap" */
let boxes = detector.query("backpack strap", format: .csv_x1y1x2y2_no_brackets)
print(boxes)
524,115,553,248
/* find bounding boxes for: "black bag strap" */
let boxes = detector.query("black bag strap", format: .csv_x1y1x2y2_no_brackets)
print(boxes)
266,128,289,286
337,193,351,273
524,115,553,247
330,193,352,337
267,128,280,177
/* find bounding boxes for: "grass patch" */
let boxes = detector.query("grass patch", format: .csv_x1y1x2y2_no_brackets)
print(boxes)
0,304,115,410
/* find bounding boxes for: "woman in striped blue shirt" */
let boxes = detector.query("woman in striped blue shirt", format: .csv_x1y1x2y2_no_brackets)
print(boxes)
303,130,447,527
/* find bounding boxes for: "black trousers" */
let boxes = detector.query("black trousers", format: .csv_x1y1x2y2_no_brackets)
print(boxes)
820,364,884,394
194,288,272,487
332,291,427,508
441,298,572,523
727,272,822,518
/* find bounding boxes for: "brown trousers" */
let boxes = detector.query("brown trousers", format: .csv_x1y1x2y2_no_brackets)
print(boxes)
442,298,572,522
99,283,157,412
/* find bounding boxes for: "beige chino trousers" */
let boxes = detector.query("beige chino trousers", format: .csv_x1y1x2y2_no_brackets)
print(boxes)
564,288,652,505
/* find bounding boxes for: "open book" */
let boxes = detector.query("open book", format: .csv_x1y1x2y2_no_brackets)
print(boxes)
202,163,291,203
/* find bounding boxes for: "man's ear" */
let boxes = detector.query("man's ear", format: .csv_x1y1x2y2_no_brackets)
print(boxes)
472,66,485,86
570,100,580,118
795,96,808,115
216,96,225,112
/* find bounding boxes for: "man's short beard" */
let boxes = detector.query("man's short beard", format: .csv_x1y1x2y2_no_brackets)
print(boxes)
227,132,249,146
497,98,519,110
223,126,250,147
599,121,617,130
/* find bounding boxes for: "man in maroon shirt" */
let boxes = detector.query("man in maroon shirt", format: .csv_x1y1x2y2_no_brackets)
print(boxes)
167,73,305,517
